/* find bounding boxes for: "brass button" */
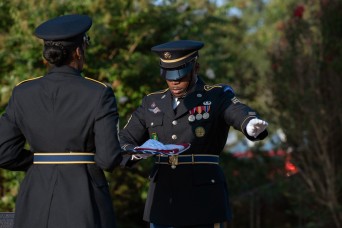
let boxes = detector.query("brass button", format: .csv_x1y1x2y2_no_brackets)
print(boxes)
171,135,177,140
211,179,215,183
150,122,154,126
172,120,177,125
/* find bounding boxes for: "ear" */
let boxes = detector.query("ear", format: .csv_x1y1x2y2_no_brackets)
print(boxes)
76,47,82,60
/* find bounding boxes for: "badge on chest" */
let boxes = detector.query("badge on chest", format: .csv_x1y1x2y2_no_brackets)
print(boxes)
148,102,161,114
194,126,206,137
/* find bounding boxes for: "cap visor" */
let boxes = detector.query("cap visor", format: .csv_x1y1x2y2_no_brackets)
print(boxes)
161,62,194,80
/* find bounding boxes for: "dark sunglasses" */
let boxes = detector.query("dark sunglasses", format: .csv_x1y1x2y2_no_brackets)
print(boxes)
83,33,90,46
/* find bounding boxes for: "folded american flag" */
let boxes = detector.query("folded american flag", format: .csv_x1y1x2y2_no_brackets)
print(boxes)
134,139,190,155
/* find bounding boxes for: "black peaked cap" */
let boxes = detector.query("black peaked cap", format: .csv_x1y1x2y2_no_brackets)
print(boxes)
34,14,92,41
151,40,204,69
151,40,204,80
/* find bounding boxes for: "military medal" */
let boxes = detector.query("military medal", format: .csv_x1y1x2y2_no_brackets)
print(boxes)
188,108,196,122
195,106,203,120
195,114,202,120
202,103,211,119
188,115,195,122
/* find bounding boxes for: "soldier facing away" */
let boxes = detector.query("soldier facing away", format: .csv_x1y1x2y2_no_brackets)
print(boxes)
0,14,122,228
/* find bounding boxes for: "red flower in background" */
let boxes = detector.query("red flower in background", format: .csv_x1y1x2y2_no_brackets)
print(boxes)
293,5,305,18
285,154,299,176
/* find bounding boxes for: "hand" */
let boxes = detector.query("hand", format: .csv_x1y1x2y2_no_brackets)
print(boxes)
131,153,154,160
246,118,268,138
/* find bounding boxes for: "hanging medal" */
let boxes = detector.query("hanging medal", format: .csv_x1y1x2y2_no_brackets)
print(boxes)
195,106,203,120
188,108,196,122
203,105,210,119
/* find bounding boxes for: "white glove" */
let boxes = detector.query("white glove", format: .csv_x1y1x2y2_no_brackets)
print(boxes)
131,153,153,160
246,118,268,138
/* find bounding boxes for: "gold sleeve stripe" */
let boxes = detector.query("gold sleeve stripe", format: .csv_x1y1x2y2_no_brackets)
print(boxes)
240,116,256,133
161,51,197,63
147,88,169,96
121,144,131,150
85,77,107,87
16,76,43,86
123,115,133,129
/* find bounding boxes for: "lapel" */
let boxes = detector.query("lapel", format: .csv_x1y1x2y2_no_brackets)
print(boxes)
154,89,176,118
175,78,206,119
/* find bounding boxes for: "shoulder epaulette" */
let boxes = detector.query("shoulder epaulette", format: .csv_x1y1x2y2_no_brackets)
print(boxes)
16,76,43,86
204,84,222,91
147,88,169,96
219,84,235,93
85,77,107,87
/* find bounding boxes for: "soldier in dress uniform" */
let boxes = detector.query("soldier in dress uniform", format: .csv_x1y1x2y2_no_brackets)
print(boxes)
0,14,122,228
120,40,269,228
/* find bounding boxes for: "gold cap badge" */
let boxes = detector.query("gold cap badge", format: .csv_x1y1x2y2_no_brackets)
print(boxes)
163,52,172,59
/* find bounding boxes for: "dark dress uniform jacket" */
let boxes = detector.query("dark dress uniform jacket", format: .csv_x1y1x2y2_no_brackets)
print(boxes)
120,78,268,227
0,66,122,228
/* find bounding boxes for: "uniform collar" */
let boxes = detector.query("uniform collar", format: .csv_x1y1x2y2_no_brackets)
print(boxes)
149,77,207,119
47,65,83,77
173,77,206,118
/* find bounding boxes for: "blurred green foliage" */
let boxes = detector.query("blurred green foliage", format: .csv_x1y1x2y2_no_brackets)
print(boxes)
268,0,342,227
